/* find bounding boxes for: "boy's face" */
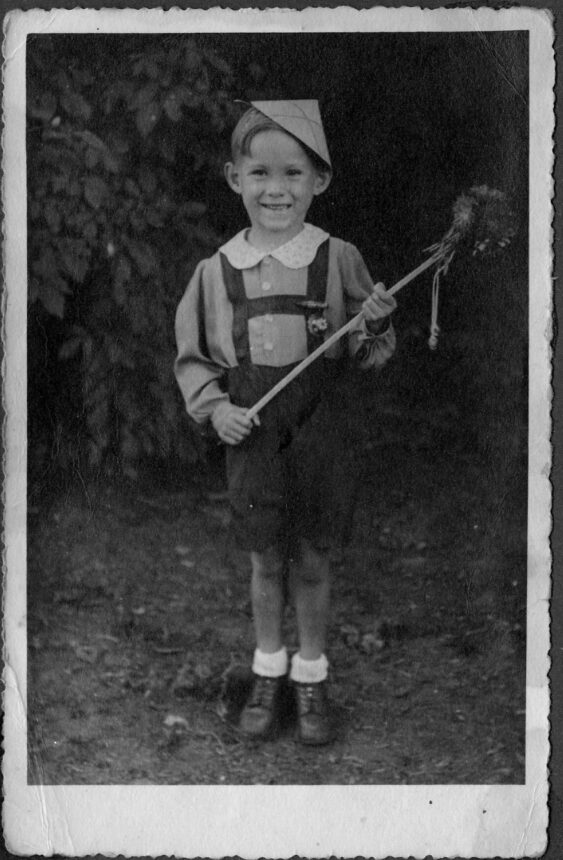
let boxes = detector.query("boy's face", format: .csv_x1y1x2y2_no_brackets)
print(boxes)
225,130,331,247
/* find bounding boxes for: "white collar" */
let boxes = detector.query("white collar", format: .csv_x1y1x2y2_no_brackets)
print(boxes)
219,224,330,270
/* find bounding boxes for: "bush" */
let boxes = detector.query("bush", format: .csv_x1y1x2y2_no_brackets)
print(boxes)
27,35,242,477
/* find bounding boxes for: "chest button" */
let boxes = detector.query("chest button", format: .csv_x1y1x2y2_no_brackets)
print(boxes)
262,281,272,291
265,314,274,323
264,341,274,351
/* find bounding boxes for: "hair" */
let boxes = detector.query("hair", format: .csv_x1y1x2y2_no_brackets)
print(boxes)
230,107,331,175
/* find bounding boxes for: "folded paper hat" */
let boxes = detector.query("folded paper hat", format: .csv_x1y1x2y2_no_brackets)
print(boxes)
250,100,331,168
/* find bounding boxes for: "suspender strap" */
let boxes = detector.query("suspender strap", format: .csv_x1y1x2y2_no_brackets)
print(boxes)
305,238,329,353
197,275,211,361
247,295,307,318
306,238,329,304
220,252,250,363
221,238,331,363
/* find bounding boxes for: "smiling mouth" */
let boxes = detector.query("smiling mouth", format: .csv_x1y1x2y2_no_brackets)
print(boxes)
261,204,291,211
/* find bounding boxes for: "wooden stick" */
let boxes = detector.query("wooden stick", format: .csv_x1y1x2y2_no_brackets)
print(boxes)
386,251,443,297
245,251,443,420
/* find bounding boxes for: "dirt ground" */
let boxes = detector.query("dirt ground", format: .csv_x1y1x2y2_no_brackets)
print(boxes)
27,391,526,786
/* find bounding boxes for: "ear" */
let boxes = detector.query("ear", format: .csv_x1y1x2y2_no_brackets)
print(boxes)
313,169,332,196
224,162,242,195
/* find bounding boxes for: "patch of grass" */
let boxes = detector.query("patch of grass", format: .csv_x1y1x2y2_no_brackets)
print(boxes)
28,436,525,785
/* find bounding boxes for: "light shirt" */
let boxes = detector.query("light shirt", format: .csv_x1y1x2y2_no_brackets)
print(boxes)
175,224,396,422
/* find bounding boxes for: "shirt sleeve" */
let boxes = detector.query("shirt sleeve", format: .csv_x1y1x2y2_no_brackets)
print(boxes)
338,241,396,370
174,257,234,424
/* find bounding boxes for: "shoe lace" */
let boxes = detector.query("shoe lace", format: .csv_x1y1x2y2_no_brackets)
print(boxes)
296,683,325,716
248,677,278,709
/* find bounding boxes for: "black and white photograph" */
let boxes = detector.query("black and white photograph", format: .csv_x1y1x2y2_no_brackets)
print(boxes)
3,6,552,857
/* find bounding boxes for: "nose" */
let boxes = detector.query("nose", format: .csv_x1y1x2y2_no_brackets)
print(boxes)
265,176,285,196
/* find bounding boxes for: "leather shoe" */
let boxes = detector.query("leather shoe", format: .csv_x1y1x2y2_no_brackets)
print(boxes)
239,674,285,740
293,681,333,745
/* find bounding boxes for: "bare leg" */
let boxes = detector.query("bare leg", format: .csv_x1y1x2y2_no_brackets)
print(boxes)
289,538,330,660
250,546,285,653
239,547,287,739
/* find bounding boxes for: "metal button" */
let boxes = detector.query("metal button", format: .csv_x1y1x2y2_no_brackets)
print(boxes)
263,257,272,266
262,281,271,291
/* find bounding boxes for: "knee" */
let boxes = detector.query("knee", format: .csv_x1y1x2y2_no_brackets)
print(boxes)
292,543,330,587
251,547,284,582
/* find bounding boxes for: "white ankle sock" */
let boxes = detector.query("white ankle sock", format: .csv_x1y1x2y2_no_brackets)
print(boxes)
252,646,288,678
290,652,329,684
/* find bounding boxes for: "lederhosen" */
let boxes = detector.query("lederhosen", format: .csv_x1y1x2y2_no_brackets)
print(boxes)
219,240,355,553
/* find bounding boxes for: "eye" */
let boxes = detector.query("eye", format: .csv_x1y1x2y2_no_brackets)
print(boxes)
287,169,302,177
250,168,266,177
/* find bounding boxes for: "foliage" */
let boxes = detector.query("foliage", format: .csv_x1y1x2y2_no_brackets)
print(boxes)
27,35,242,474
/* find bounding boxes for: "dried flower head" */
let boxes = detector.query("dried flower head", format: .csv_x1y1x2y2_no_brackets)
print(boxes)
468,185,518,256
426,184,517,269
422,185,518,351
452,194,476,232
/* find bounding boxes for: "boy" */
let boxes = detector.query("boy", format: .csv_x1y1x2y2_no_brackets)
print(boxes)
175,101,396,744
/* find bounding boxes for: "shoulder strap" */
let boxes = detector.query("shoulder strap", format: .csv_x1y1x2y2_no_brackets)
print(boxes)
305,238,330,353
219,253,250,364
306,238,330,303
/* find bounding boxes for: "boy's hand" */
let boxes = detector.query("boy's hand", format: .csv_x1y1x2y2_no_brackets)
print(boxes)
362,282,397,333
212,402,260,445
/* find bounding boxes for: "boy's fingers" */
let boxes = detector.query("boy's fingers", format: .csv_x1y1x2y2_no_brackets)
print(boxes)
222,427,246,444
223,410,247,427
226,428,248,443
234,410,253,427
373,289,395,304
372,284,396,306
231,416,252,433
364,300,389,319
365,292,396,316
373,281,394,297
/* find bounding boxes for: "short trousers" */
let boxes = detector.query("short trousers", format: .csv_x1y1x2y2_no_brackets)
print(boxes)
225,359,358,553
